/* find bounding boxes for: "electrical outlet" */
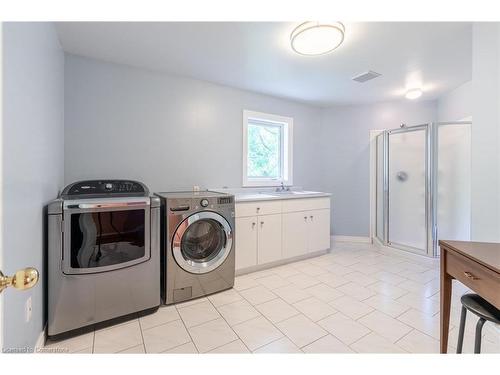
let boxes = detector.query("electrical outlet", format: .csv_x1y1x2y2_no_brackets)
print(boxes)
25,297,32,323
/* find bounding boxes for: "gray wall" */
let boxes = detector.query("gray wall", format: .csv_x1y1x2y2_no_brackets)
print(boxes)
319,101,438,237
64,55,443,239
471,23,500,242
437,80,472,121
2,23,64,349
64,55,323,192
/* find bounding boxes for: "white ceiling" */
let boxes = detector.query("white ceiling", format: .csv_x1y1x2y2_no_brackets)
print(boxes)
55,22,472,106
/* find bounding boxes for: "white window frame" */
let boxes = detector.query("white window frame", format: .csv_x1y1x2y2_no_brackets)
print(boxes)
242,110,293,187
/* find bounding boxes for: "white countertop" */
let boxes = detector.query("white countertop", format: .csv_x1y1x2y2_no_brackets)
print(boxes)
210,188,331,203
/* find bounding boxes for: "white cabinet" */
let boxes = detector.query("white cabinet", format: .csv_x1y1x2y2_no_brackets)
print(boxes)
235,196,330,272
257,214,282,264
282,208,331,257
235,213,282,271
307,209,331,253
235,217,258,270
282,211,308,258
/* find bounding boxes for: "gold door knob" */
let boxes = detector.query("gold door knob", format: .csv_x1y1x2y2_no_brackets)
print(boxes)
0,267,39,293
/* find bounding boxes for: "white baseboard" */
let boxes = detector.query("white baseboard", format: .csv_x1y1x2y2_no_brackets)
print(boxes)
34,326,46,352
235,249,329,276
373,236,438,263
332,235,371,243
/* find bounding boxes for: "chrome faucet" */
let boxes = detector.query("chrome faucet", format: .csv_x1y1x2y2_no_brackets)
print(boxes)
276,182,290,192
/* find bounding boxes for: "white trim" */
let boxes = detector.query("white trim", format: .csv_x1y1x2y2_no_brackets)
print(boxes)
242,110,293,187
34,327,46,352
332,235,371,243
372,236,437,265
236,249,329,276
369,129,384,244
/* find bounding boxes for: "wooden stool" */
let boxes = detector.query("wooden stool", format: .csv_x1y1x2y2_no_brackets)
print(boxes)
457,294,500,353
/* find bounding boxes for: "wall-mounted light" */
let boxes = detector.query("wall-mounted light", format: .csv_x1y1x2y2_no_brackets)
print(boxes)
290,22,345,56
405,88,423,100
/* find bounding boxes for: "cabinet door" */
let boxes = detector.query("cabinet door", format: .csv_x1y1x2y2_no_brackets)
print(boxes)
282,211,308,258
235,216,258,270
307,209,331,252
257,214,282,264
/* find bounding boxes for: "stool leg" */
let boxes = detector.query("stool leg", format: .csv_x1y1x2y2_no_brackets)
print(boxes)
474,318,486,354
456,306,467,353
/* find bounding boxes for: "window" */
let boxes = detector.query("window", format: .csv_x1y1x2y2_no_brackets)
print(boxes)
243,110,293,187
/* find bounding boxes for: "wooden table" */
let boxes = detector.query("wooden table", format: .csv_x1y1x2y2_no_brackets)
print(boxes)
439,240,500,353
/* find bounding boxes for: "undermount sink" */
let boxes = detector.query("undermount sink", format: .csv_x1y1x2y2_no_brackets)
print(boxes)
237,193,276,200
269,190,323,196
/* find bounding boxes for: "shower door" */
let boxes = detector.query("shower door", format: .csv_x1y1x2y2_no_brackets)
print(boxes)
375,133,386,243
387,125,431,256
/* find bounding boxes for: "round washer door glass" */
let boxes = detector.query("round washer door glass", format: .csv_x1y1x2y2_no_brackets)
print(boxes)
172,211,233,274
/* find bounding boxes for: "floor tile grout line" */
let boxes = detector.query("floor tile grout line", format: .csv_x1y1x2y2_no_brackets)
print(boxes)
249,332,294,353
297,331,330,350
354,308,414,339
392,306,412,319
393,327,434,347
137,315,147,354
138,316,182,332
115,342,147,354
205,295,252,353
204,338,245,354
159,339,197,354
206,289,245,309
298,331,334,351
346,328,380,351
93,319,143,354
314,314,371,351
219,301,274,327
257,308,329,351
178,313,222,330
234,285,321,352
174,304,202,353
175,297,209,310
234,291,288,339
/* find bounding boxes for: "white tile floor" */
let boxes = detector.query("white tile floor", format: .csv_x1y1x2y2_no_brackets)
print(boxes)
44,242,500,354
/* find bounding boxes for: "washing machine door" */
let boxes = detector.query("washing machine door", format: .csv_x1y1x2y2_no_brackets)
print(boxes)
172,211,233,274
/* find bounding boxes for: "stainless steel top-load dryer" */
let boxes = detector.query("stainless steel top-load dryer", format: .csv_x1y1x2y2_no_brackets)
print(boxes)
156,191,235,304
47,180,160,337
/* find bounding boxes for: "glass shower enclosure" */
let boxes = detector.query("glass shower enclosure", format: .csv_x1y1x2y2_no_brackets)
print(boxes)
375,121,471,257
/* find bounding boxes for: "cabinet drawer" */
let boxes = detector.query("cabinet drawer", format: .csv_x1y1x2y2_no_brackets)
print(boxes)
446,250,500,307
235,200,282,217
282,197,330,213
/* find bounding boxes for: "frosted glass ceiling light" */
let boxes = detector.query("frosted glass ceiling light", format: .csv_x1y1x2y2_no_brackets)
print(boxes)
290,22,345,56
405,88,423,100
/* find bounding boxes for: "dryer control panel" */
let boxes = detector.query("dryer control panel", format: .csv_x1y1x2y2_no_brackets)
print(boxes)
62,180,148,198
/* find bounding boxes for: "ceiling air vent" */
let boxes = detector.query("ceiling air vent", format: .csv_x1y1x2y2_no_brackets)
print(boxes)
352,70,381,83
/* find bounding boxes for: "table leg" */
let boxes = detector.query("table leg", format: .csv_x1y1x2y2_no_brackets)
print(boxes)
440,252,452,353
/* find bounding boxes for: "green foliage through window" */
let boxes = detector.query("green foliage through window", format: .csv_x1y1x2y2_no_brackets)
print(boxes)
247,122,282,178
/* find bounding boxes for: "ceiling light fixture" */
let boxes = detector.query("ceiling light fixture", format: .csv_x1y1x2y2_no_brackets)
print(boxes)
405,88,423,100
290,22,345,56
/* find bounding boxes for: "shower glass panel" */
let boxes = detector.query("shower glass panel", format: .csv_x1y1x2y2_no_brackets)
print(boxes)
375,134,385,242
437,123,471,243
388,127,428,254
374,121,472,258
